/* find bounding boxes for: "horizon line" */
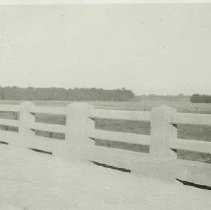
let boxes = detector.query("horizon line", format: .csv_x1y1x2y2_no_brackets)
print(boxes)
0,86,203,96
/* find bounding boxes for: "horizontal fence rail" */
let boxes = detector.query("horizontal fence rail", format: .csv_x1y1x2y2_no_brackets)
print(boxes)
0,118,19,128
0,102,211,185
93,146,149,170
173,112,211,126
29,122,66,133
0,130,65,153
0,104,20,112
171,139,211,154
90,129,150,146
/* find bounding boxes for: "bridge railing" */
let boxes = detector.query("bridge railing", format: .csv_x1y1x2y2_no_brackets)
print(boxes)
0,102,211,184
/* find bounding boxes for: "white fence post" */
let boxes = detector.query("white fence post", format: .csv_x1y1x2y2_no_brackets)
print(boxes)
150,106,177,159
18,102,35,145
61,103,95,163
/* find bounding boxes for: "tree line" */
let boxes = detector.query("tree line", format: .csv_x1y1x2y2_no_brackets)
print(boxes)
0,87,135,101
190,94,211,103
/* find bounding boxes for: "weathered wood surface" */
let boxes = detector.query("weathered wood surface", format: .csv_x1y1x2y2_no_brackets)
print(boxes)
91,129,150,145
173,112,211,126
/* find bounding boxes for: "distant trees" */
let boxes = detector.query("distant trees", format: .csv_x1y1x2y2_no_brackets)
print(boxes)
190,94,211,103
0,86,135,101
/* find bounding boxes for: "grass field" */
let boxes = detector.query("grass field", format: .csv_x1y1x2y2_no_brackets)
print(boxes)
0,100,211,163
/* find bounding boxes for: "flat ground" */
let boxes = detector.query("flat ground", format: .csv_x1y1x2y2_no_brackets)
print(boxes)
0,145,211,210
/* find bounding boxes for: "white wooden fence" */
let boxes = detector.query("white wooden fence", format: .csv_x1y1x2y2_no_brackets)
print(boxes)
0,102,211,185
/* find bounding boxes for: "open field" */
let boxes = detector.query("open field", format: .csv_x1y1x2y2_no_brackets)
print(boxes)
0,100,211,163
1,100,211,113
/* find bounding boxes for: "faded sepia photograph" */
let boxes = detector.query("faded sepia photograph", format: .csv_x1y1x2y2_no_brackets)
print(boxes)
0,0,211,209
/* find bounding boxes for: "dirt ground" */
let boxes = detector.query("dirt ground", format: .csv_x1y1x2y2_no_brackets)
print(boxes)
0,145,211,210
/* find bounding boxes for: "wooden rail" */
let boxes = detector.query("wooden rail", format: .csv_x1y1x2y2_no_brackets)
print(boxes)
173,112,211,126
0,118,19,127
0,102,211,185
0,130,65,154
0,104,20,112
93,146,149,171
171,138,211,154
29,122,66,133
90,129,150,146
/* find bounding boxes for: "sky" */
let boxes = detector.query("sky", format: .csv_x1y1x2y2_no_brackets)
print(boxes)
0,3,211,95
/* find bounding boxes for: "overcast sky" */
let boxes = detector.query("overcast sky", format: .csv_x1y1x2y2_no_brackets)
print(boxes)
0,4,211,95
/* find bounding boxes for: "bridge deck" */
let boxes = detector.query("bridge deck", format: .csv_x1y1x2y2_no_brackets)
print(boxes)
0,146,211,210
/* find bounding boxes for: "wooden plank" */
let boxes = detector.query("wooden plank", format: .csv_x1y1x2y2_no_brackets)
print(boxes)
90,129,150,145
23,135,65,153
0,130,19,144
0,130,65,154
0,104,20,112
173,113,211,126
171,138,211,154
30,122,66,133
32,106,65,115
171,159,211,187
92,145,149,170
92,145,211,186
0,118,19,127
90,109,151,121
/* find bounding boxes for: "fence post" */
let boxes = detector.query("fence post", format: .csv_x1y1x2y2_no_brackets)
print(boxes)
19,102,35,143
150,106,177,159
61,103,95,163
